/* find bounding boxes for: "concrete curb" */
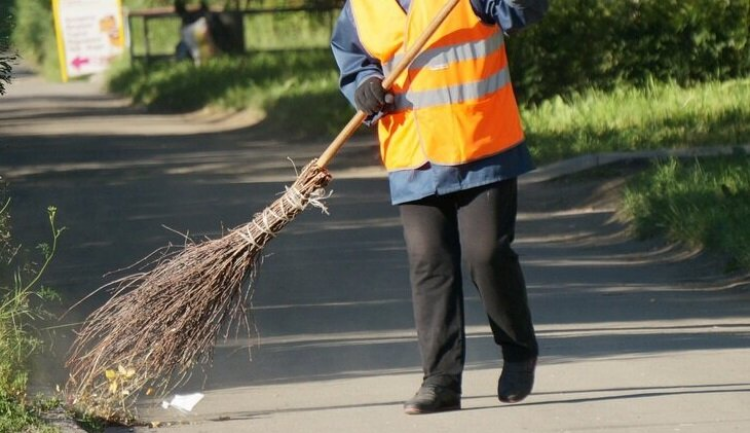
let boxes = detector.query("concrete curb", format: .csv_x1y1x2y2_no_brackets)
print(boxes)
520,143,750,184
341,139,750,184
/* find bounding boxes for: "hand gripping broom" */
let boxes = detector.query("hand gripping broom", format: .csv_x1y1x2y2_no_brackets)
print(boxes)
66,0,461,421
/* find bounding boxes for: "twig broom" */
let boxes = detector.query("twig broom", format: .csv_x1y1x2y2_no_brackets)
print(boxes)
66,0,461,421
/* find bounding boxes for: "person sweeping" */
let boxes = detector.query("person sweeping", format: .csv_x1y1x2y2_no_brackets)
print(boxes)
66,0,471,421
331,0,549,414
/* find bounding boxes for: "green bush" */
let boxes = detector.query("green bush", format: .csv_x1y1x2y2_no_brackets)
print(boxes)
9,0,60,80
0,0,12,41
0,0,13,95
508,0,750,104
10,0,49,65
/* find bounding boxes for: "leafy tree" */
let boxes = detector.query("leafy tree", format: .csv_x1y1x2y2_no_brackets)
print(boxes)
1,0,15,95
0,52,11,96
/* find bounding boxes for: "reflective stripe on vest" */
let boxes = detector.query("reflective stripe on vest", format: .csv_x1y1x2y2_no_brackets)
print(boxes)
349,0,525,171
393,64,510,111
383,32,505,77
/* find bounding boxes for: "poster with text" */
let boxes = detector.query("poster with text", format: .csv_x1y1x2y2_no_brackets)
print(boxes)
53,0,125,81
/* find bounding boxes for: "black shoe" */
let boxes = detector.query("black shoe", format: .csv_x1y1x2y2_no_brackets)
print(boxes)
403,384,461,415
498,358,537,403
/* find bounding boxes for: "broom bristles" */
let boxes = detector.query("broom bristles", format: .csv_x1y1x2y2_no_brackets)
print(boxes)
66,161,332,421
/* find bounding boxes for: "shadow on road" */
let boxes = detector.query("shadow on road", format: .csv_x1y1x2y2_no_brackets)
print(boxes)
2,71,749,403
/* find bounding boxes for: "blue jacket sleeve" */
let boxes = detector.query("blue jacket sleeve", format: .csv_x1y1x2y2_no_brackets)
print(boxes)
470,0,549,33
330,3,384,110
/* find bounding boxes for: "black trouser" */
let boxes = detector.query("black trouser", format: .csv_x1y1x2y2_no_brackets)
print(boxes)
399,178,538,393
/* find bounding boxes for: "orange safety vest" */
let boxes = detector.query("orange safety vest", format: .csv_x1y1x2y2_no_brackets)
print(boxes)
349,0,525,171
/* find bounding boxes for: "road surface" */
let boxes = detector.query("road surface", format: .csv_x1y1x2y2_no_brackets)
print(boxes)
1,67,749,433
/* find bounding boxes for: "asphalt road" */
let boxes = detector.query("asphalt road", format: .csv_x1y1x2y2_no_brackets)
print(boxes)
1,68,749,433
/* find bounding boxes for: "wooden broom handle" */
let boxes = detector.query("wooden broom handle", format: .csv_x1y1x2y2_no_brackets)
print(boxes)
316,0,461,168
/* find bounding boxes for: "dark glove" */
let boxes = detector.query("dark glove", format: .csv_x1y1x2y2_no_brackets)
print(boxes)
355,76,393,115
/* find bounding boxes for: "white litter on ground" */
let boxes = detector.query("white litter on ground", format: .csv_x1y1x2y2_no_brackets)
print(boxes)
161,393,205,413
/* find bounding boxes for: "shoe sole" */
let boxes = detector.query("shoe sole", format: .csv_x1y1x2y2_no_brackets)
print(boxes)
498,394,529,403
404,404,461,415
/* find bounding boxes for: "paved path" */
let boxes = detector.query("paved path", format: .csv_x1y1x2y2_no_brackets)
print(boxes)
1,68,749,433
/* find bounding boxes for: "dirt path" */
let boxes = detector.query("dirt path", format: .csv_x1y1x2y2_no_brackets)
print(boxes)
2,69,749,433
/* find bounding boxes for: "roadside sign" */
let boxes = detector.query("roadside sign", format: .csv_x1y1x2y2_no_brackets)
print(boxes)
52,0,125,82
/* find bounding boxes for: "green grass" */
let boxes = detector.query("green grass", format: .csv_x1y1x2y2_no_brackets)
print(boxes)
0,395,60,433
622,155,750,271
107,50,750,150
522,77,750,272
243,9,335,50
1,194,65,433
106,48,353,137
522,78,750,164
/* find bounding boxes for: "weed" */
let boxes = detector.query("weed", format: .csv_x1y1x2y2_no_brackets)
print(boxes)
1,191,66,432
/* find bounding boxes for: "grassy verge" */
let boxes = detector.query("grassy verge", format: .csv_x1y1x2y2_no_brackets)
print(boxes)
622,155,750,271
523,78,750,164
106,49,750,149
106,49,353,137
1,189,65,433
